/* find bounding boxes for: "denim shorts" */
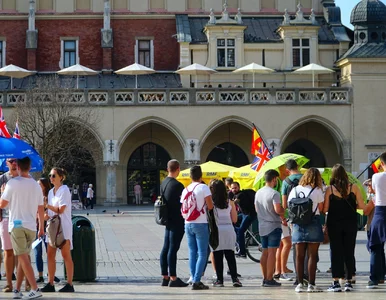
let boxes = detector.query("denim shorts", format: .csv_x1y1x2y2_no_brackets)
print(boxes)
261,227,282,249
291,215,323,244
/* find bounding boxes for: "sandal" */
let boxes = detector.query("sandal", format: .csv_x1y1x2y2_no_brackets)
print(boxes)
2,285,13,293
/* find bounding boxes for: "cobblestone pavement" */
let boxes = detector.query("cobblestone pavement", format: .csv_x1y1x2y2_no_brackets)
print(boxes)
0,205,383,299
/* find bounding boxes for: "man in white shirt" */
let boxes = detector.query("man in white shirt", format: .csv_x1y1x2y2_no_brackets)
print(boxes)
368,152,386,288
0,157,44,299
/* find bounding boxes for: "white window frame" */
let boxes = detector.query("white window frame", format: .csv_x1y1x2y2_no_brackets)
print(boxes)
216,38,236,68
0,40,5,68
292,38,310,68
134,39,154,69
59,37,79,69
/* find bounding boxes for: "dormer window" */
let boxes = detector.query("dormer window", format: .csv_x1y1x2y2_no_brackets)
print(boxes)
292,38,310,67
217,39,235,68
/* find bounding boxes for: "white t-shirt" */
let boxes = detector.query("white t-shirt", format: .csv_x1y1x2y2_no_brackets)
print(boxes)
288,185,324,215
87,187,94,199
372,172,386,206
1,176,43,232
180,182,212,224
48,185,73,249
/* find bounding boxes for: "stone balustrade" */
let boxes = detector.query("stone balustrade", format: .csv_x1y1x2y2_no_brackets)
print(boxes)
0,87,351,106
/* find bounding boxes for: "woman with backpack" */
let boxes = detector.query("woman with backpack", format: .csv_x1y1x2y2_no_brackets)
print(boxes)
288,168,324,293
209,179,242,288
323,164,368,292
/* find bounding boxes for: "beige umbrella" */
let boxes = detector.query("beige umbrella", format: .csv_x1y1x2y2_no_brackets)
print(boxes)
0,64,35,89
57,64,98,89
175,63,217,88
233,63,275,88
115,63,155,88
293,63,334,87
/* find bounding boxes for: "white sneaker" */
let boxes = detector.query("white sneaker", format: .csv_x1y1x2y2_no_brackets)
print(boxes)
279,273,293,281
295,283,306,293
308,284,323,292
22,289,42,299
187,276,193,285
13,289,23,299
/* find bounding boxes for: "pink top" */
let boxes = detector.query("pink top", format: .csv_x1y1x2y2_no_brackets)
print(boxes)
134,184,141,194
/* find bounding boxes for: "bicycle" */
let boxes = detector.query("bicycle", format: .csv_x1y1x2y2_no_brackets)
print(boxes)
235,228,263,263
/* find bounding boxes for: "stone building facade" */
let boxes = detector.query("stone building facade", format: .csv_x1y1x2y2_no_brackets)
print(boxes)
0,0,384,205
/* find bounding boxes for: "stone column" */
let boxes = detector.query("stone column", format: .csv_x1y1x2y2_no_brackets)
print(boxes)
101,0,113,72
342,139,352,172
184,139,200,166
26,0,38,70
103,139,120,205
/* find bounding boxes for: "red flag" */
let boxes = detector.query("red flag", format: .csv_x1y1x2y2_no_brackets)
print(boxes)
0,107,11,138
251,127,263,156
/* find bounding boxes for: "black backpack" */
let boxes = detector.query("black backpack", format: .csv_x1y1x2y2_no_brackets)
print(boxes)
288,187,317,225
285,177,300,196
154,180,171,226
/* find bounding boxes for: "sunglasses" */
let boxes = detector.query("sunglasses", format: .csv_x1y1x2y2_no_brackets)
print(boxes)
48,174,56,178
7,159,16,164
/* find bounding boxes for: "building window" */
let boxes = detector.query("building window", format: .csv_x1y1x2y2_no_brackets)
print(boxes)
0,41,4,67
63,40,77,68
135,40,154,68
217,39,235,68
292,38,310,67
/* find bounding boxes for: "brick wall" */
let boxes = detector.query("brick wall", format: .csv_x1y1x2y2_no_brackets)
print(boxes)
0,20,28,68
0,18,179,72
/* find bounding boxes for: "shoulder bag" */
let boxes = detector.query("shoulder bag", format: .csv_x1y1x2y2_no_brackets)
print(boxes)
154,180,171,226
46,207,66,249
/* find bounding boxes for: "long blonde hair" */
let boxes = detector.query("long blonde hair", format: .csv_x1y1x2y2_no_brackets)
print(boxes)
299,168,322,189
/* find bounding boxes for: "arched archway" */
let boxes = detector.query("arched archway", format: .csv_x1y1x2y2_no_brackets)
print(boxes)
206,142,249,167
120,122,184,204
201,121,252,167
281,121,342,167
127,143,171,204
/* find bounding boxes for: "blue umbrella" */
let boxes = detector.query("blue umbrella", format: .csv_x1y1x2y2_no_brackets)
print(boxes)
0,137,44,172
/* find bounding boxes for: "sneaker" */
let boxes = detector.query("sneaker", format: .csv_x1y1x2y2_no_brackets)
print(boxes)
23,289,42,299
327,282,342,292
3,285,13,292
295,283,306,293
40,283,55,293
13,289,23,299
235,253,247,259
263,279,281,287
161,278,170,287
191,282,209,290
187,277,193,285
366,280,378,289
212,280,224,287
58,283,74,293
279,274,293,281
54,276,60,283
169,278,189,287
36,277,44,283
260,280,265,286
344,282,353,292
307,284,323,293
232,278,242,287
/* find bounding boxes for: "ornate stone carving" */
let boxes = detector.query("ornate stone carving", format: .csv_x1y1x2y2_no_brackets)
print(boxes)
208,8,216,25
235,8,243,24
283,9,290,25
101,29,113,48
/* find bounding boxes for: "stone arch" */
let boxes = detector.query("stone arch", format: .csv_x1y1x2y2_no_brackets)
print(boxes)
200,115,265,147
280,115,348,167
117,116,185,153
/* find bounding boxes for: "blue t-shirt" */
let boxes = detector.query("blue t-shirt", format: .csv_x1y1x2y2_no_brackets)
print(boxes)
281,174,303,196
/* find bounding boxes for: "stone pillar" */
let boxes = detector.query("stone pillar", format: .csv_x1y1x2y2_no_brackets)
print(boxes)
103,139,120,205
26,1,37,70
101,0,113,72
184,139,200,166
342,139,352,172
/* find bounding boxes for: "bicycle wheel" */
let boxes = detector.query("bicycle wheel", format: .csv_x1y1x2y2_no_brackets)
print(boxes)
245,232,263,263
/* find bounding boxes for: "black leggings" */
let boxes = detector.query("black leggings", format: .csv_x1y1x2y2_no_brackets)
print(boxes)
328,222,357,280
213,250,238,282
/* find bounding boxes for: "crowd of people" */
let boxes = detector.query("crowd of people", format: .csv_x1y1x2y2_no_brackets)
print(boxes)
158,154,386,292
0,158,75,299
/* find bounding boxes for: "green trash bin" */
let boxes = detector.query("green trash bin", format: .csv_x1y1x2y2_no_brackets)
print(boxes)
69,216,96,281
